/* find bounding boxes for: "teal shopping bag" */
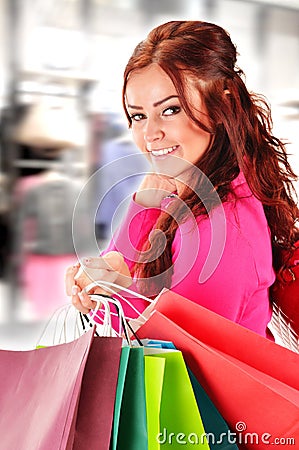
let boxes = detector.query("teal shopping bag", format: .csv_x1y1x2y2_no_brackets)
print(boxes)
111,346,148,450
187,369,239,450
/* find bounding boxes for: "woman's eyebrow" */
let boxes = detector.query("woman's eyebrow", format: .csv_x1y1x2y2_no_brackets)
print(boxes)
153,95,179,107
127,95,179,110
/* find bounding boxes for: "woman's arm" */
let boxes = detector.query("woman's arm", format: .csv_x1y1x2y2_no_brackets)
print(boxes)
66,176,165,313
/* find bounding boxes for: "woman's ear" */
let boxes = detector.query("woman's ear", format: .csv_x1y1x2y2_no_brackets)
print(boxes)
224,89,230,95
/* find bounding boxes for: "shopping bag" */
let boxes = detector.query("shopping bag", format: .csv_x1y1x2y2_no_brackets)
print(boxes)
143,339,238,450
144,353,165,450
144,347,210,449
110,346,130,450
0,329,94,450
187,369,238,450
136,310,299,449
140,289,299,389
71,336,123,450
0,330,123,450
111,346,148,450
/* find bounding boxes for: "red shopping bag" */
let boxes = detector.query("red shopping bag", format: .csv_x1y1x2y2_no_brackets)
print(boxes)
0,330,122,450
146,289,299,388
135,290,299,450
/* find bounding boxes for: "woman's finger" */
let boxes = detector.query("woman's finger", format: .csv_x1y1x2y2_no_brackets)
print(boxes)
81,252,122,271
71,285,96,314
65,264,80,296
79,289,97,310
78,252,132,292
71,286,90,314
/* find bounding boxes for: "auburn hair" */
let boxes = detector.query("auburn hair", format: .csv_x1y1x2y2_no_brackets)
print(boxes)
122,21,299,294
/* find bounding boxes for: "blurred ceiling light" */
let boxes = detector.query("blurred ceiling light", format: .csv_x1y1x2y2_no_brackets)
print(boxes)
274,89,299,107
246,0,299,9
33,26,86,70
273,88,299,120
93,0,137,6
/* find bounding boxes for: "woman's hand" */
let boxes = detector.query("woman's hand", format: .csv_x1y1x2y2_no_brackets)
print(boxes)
65,251,132,314
135,173,177,207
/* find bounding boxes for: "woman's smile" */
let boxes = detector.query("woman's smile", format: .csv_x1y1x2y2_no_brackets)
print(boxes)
149,145,179,157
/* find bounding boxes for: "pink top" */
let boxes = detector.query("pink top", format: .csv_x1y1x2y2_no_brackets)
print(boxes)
104,172,275,338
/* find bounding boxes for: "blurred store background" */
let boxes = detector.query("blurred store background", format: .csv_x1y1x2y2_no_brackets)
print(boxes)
0,0,298,349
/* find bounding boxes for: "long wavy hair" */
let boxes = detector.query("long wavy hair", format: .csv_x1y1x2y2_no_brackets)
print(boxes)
122,20,299,293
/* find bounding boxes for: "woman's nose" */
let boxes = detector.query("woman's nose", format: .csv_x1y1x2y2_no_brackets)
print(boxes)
144,117,164,143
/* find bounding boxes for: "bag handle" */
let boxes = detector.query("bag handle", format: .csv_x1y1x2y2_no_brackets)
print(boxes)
83,279,154,322
87,293,136,347
37,303,84,347
37,279,153,347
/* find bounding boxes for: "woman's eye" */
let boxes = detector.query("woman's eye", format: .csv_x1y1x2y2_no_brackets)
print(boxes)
163,105,181,116
130,113,145,122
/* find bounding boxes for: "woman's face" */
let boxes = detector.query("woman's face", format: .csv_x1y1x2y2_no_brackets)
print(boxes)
125,63,212,180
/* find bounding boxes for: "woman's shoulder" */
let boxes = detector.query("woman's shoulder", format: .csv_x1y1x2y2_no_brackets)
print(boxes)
230,171,253,198
224,171,266,225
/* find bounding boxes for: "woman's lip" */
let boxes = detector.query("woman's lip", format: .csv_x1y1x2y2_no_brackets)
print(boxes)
148,145,179,157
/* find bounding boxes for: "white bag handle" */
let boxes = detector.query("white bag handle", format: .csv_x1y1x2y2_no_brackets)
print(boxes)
37,279,157,347
83,279,164,335
83,280,154,321
37,303,83,347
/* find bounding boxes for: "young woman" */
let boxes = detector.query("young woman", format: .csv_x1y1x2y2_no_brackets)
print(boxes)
66,21,298,338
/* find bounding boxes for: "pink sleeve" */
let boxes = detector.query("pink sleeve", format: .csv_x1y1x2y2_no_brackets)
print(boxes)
100,195,161,324
103,194,161,270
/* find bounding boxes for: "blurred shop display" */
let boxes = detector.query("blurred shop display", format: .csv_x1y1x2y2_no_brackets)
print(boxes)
0,0,298,326
12,164,88,318
0,0,96,321
94,117,149,241
13,96,86,151
0,172,10,279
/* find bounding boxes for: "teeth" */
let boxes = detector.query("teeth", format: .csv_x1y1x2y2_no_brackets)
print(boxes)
151,146,177,156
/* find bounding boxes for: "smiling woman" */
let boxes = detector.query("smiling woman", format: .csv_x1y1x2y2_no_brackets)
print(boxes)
66,20,299,340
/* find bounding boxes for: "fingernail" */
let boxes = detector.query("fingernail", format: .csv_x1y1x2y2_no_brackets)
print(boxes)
78,292,84,301
72,285,78,295
82,257,91,265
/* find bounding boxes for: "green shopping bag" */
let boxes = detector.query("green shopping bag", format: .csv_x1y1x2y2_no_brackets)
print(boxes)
144,348,210,449
144,355,165,450
142,339,237,450
111,346,148,450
